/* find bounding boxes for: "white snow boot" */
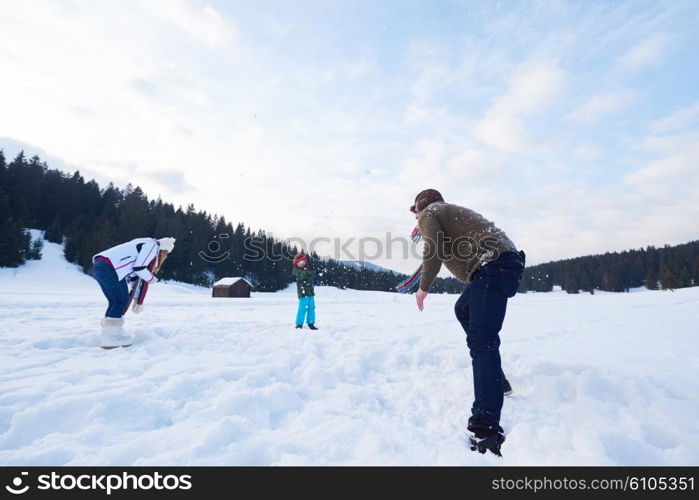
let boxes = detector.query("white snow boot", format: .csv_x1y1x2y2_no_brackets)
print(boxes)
100,317,132,349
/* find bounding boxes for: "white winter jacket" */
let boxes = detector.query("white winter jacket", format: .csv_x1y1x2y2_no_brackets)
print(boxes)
93,238,159,282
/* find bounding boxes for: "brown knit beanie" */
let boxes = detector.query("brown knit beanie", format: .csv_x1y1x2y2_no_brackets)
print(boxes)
410,189,444,213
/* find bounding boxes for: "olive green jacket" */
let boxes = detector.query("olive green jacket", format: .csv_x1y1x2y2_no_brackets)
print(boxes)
418,202,517,291
293,268,315,298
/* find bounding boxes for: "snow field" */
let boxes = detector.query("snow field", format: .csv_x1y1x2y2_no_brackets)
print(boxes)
0,237,697,465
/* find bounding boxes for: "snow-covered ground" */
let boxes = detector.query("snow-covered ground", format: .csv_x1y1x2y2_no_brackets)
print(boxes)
0,236,698,465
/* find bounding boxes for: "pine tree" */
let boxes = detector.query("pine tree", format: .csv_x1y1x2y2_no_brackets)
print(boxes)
659,263,676,291
28,237,43,260
44,220,64,243
64,234,81,264
0,221,30,267
645,267,659,290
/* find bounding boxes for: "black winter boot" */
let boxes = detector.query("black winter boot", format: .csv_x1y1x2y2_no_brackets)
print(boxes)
295,324,303,329
469,430,506,457
308,324,319,330
503,378,513,396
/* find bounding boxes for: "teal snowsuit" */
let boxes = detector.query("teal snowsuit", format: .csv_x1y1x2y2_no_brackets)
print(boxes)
293,268,315,325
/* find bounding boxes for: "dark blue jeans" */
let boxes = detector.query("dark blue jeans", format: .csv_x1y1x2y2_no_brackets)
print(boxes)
454,250,525,434
92,259,130,318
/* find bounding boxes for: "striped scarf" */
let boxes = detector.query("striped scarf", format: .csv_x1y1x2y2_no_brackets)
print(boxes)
396,225,423,293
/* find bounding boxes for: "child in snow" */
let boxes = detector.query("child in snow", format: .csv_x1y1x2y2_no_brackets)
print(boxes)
410,189,525,457
91,237,176,349
292,253,318,330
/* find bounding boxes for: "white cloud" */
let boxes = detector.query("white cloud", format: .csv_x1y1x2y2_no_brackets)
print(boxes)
565,89,638,123
398,139,447,186
616,34,670,72
397,138,507,190
138,0,236,48
0,1,243,218
516,130,699,262
650,100,699,132
625,132,699,200
444,147,506,181
474,114,530,153
508,175,698,265
0,0,697,273
474,59,566,152
572,144,605,161
491,60,567,115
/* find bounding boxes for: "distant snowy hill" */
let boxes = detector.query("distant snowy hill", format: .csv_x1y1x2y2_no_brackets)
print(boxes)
340,260,398,274
0,235,698,466
0,230,94,292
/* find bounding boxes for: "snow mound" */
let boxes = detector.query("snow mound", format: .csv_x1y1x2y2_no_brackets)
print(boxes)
0,231,94,293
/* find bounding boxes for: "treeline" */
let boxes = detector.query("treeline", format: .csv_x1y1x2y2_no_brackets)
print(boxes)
6,150,694,295
311,259,463,293
520,241,699,293
0,150,463,293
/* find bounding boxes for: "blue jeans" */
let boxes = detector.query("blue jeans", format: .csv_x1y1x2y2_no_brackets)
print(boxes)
92,259,130,318
454,250,525,434
296,296,316,325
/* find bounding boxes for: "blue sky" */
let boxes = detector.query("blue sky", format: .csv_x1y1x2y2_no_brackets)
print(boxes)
1,0,698,272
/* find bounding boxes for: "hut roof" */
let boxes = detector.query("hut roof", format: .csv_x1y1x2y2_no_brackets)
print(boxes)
212,277,252,287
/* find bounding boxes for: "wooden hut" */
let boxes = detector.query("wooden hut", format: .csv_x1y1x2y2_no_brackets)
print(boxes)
212,277,252,298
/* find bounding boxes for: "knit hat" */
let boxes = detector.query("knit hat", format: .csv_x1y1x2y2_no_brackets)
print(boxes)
293,253,308,268
157,237,176,253
410,189,444,214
